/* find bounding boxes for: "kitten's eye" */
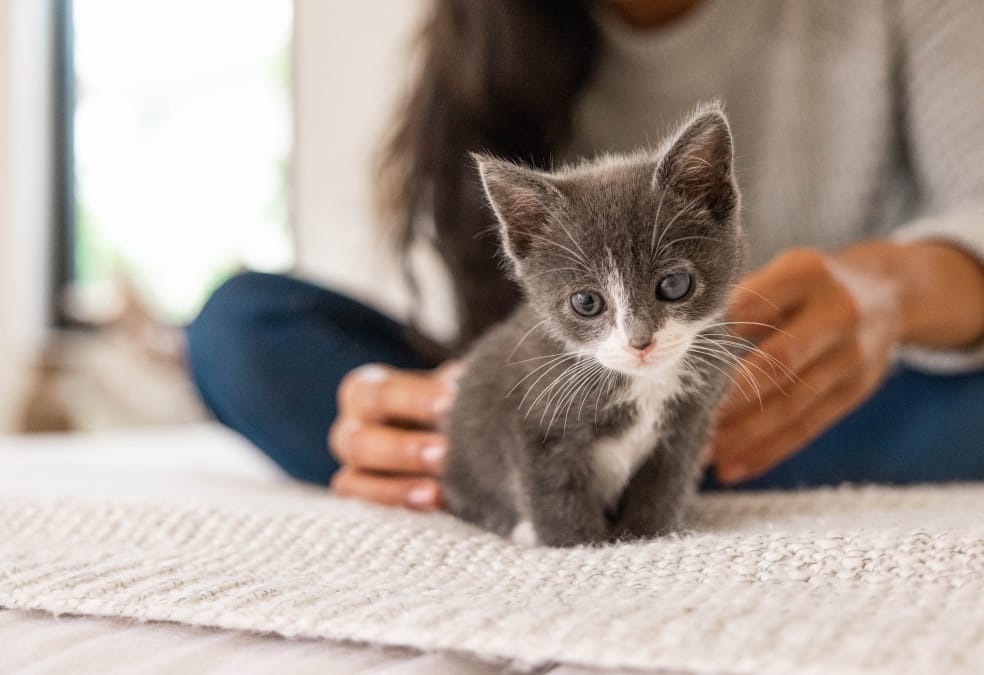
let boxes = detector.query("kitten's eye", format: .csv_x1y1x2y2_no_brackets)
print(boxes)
570,291,606,317
657,272,693,302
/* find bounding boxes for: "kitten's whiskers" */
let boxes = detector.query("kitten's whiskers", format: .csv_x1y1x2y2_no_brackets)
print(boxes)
541,359,603,434
703,320,793,339
507,319,548,362
551,216,593,272
697,333,801,384
654,235,721,259
507,353,583,401
523,267,584,280
515,353,589,413
531,357,597,424
555,362,607,433
690,334,791,404
683,347,756,404
728,283,781,312
524,232,593,273
651,194,706,261
648,188,667,256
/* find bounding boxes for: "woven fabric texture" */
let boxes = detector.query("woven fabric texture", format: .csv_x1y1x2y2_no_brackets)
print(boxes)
1,465,982,675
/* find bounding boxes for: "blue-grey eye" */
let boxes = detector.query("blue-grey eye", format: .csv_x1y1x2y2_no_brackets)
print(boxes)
657,272,693,302
570,291,606,317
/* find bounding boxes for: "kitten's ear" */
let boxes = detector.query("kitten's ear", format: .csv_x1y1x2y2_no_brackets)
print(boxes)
473,154,560,263
654,104,737,219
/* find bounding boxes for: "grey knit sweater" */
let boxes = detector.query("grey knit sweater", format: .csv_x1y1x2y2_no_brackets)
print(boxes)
570,0,984,372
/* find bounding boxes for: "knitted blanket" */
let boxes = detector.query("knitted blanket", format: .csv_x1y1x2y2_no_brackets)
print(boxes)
1,460,982,675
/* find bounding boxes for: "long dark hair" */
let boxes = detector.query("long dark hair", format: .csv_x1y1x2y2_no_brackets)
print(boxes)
377,0,600,352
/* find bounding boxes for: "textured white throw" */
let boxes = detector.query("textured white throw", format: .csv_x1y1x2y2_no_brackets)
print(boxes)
1,460,983,675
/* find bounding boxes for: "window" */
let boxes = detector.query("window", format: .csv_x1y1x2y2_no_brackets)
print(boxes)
61,0,293,324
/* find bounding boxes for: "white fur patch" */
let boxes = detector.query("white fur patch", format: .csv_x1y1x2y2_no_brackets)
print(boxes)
589,314,711,510
511,520,539,547
590,364,690,509
596,317,705,376
606,262,631,338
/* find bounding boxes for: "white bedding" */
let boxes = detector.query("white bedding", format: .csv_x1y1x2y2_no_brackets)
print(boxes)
1,425,983,675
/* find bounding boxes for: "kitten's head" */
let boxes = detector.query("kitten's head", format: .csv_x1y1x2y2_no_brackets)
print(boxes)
476,103,743,377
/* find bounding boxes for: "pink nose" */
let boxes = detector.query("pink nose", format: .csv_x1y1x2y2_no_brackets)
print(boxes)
626,338,655,359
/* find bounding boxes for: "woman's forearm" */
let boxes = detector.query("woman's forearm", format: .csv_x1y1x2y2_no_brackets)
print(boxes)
838,239,984,350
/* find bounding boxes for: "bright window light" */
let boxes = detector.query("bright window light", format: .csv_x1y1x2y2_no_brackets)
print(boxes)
71,0,293,323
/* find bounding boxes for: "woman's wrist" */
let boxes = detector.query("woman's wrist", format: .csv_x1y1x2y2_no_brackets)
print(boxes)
838,239,984,350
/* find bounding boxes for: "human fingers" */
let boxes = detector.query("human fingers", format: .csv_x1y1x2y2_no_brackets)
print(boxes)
714,342,864,470
328,419,447,475
435,359,465,384
727,248,838,340
720,296,857,417
337,363,455,427
715,375,869,484
330,467,444,511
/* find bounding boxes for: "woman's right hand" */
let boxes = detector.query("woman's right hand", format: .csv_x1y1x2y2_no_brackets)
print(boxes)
328,361,461,510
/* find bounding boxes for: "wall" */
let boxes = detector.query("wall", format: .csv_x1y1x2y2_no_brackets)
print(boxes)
0,1,442,427
292,0,455,341
0,5,11,391
0,0,55,430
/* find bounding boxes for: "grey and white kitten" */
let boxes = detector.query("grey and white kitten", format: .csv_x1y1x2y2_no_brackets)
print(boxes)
443,105,744,547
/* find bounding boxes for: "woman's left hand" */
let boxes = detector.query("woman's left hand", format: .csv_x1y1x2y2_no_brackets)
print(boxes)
709,245,905,484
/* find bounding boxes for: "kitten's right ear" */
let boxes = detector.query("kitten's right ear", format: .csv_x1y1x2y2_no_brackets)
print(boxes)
473,154,560,263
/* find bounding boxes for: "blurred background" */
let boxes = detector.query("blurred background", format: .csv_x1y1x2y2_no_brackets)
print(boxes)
0,0,442,434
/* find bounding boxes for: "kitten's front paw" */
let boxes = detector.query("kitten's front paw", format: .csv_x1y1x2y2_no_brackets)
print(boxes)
510,520,539,547
612,512,685,542
535,525,610,548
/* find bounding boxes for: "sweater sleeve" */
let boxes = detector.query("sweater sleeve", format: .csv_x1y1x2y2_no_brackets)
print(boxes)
890,0,984,373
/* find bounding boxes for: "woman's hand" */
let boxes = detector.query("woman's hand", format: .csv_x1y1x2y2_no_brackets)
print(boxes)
711,239,984,484
328,361,461,510
710,246,905,483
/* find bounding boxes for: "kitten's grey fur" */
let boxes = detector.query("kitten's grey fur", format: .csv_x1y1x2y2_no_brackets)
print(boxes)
443,104,745,547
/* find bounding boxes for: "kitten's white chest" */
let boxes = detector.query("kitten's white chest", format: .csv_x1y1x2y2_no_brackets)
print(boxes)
591,370,685,508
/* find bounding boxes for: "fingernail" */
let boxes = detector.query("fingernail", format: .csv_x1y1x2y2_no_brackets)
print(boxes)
406,484,438,509
717,463,748,484
421,444,446,471
433,393,455,415
353,364,387,383
338,419,362,437
439,362,465,388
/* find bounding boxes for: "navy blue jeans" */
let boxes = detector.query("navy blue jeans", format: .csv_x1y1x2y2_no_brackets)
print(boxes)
186,272,984,488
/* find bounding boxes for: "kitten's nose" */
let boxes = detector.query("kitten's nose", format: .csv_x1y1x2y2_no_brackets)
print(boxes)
627,336,654,357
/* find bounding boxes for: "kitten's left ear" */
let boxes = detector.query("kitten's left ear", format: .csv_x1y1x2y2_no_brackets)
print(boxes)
473,153,562,265
654,104,737,220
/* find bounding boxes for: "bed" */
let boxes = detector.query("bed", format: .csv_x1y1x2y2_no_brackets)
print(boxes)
2,425,982,674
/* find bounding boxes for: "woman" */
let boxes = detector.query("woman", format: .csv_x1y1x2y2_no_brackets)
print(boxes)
187,0,984,511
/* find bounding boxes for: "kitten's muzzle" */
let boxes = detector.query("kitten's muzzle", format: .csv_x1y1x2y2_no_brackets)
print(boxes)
626,338,656,361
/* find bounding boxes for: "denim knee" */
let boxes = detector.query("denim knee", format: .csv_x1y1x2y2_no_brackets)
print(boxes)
186,271,433,483
186,272,278,420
